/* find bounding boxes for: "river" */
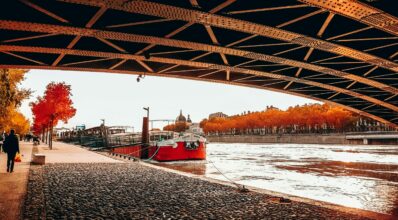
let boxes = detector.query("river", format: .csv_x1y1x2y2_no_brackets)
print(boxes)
153,143,398,216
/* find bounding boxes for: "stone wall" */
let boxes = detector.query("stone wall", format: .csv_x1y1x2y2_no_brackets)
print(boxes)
207,134,349,145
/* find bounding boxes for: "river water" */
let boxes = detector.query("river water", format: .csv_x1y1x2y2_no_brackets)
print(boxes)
154,143,398,216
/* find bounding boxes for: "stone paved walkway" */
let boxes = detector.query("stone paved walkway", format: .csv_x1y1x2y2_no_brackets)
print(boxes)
35,141,121,164
0,141,120,220
24,162,373,220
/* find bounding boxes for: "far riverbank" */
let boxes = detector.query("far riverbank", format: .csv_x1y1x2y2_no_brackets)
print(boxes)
206,132,398,145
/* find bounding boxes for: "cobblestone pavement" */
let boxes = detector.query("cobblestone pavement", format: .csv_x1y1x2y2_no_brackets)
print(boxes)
23,162,370,220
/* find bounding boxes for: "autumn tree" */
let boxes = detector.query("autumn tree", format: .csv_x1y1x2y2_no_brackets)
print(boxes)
200,103,361,135
1,108,30,135
31,82,76,149
163,122,189,132
0,69,31,134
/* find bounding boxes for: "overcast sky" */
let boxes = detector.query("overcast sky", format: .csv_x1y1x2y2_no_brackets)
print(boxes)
19,69,319,131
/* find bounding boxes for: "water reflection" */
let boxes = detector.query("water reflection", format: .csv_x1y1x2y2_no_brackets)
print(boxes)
152,143,398,216
153,161,206,175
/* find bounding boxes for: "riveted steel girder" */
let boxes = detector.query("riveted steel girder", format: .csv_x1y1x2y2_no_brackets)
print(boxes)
0,63,394,127
299,0,398,37
0,0,396,126
0,45,397,114
0,20,396,96
60,0,398,72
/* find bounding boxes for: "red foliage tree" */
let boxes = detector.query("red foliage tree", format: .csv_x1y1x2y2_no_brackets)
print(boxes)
31,82,76,149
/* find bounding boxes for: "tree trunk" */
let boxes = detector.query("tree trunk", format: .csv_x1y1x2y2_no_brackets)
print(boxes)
44,127,47,144
46,124,50,145
49,117,54,150
41,128,45,142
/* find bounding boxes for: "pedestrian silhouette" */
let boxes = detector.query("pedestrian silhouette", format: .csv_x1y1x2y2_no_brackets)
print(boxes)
3,129,20,173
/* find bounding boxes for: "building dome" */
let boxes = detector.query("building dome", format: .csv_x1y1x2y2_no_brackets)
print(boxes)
176,110,186,123
187,114,192,123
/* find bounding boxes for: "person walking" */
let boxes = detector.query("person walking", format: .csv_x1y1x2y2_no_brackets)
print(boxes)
3,129,20,173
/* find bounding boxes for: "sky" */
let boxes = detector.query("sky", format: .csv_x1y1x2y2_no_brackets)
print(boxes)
19,69,319,131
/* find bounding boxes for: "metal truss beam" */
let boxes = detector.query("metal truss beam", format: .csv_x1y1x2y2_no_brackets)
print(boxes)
20,0,69,23
276,9,325,28
1,21,394,95
106,18,171,29
52,5,107,66
0,63,394,127
227,4,308,15
299,0,398,37
2,33,58,43
326,27,372,41
0,45,397,114
59,0,398,72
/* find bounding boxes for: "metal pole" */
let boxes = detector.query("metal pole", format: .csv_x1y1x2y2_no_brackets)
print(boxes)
101,119,108,148
144,107,149,135
142,107,150,159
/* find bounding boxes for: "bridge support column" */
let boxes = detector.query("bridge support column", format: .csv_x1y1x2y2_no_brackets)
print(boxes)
363,138,368,145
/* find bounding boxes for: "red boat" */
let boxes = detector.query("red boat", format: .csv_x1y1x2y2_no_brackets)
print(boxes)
111,131,206,162
147,131,206,161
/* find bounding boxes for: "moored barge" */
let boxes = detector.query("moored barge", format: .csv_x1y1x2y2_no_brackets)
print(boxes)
111,131,206,161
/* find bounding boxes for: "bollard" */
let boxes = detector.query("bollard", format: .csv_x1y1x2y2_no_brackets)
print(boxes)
32,154,46,165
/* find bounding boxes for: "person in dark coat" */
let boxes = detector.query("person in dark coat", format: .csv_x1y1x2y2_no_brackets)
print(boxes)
3,129,20,173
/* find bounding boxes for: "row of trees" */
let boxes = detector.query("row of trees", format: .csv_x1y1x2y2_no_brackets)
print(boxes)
163,122,189,132
0,69,31,135
200,104,358,135
31,82,76,149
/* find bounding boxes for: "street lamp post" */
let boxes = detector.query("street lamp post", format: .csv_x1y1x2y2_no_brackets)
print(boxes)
143,107,149,118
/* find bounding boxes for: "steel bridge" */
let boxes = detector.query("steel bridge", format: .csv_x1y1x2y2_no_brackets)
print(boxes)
0,0,397,126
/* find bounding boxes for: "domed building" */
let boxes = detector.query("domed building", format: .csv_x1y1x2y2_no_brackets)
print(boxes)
174,110,201,134
176,110,186,123
175,110,192,126
187,114,192,125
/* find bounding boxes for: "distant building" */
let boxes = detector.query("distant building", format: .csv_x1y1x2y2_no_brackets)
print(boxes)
187,114,192,125
187,123,203,135
176,110,187,123
209,112,228,119
54,127,71,138
75,124,86,131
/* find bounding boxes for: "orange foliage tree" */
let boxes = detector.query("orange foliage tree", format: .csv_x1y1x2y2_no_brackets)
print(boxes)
31,82,76,149
200,104,357,135
0,69,31,135
1,108,30,135
163,122,189,132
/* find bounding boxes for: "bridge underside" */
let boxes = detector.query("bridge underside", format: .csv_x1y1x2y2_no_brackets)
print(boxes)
0,0,397,126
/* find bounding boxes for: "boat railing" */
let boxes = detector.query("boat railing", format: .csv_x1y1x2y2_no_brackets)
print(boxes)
107,133,141,148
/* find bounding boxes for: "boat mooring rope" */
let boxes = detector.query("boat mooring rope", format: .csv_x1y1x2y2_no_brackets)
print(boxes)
145,144,160,161
207,159,249,193
110,144,249,192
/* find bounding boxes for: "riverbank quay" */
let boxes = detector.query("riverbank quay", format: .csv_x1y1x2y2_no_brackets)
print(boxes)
108,153,394,220
207,132,398,145
24,162,376,220
0,141,121,220
19,142,391,219
33,141,121,164
0,142,33,220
